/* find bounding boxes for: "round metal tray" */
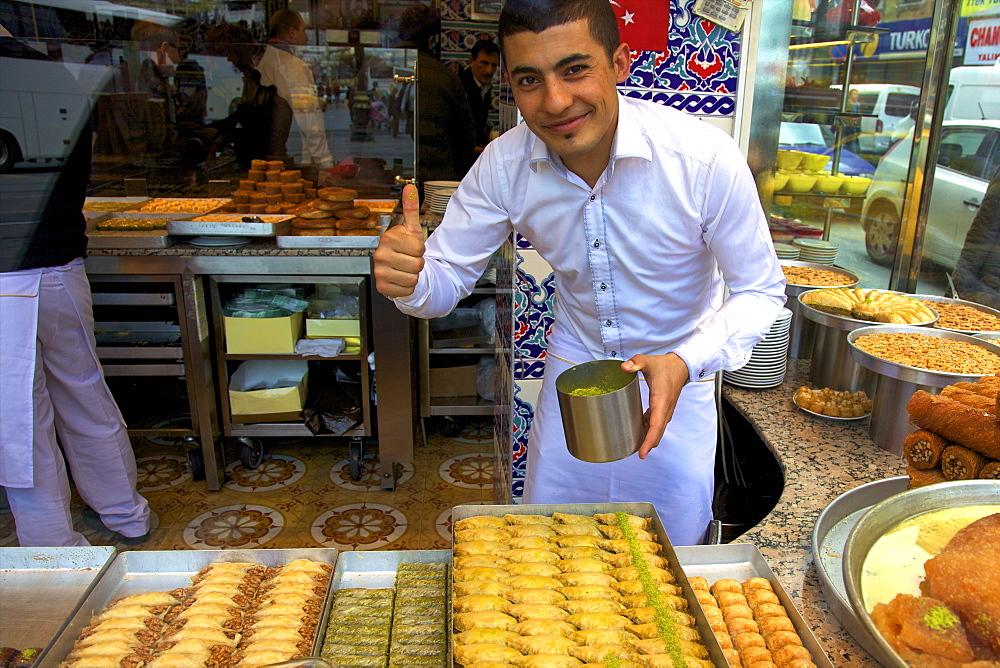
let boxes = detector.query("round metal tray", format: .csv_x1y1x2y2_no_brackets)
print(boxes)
847,325,1000,386
811,476,910,667
780,260,859,291
910,293,1000,334
976,331,1000,342
842,479,1000,668
798,289,939,331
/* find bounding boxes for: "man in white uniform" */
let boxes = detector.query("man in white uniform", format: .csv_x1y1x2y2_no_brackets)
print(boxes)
256,9,334,174
0,55,152,546
373,0,785,544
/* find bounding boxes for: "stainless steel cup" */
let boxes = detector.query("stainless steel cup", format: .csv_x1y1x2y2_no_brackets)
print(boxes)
556,359,644,463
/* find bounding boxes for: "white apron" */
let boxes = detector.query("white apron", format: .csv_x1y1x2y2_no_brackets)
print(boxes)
522,344,718,546
0,268,42,487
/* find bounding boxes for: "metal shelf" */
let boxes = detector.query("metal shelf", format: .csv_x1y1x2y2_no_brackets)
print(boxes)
97,346,184,359
101,363,185,376
229,423,366,438
429,347,496,354
223,353,364,361
428,396,493,416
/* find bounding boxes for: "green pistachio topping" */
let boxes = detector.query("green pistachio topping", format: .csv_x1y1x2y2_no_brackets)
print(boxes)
615,512,685,668
603,655,623,668
923,606,959,631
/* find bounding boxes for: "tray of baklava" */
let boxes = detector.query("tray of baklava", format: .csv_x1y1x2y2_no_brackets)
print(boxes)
319,549,450,667
38,548,338,667
676,544,834,668
448,503,730,667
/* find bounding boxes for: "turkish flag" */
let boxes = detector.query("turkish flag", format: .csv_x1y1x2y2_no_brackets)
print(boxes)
611,0,671,53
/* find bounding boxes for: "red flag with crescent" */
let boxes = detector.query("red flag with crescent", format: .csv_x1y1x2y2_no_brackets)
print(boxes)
610,0,671,53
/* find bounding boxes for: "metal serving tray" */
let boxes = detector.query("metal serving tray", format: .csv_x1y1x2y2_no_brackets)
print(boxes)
169,217,291,237
847,324,1000,385
451,503,730,668
671,544,835,667
910,293,1000,334
82,197,149,219
798,289,939,331
810,476,909,665
322,550,450,665
38,548,338,667
86,213,187,248
0,546,116,655
276,235,379,249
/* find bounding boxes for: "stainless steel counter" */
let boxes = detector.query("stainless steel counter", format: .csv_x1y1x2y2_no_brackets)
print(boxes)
724,358,906,667
86,241,416,491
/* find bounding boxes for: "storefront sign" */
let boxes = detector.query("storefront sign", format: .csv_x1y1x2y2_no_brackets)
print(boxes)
962,0,1000,17
857,17,969,60
967,15,1000,62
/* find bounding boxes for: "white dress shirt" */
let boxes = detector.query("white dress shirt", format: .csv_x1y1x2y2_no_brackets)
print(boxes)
257,44,333,168
395,94,787,382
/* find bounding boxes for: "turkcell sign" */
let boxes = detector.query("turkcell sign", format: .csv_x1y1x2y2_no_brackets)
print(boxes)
967,15,1000,63
862,17,970,59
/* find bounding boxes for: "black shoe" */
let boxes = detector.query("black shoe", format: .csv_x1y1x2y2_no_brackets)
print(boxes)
116,532,151,547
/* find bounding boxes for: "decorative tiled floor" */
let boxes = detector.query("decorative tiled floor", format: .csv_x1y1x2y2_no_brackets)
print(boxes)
0,418,495,551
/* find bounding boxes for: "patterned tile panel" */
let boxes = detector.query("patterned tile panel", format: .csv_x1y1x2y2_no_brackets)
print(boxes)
514,250,556,363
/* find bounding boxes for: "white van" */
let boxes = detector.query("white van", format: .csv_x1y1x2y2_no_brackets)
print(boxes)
832,83,921,154
943,64,1000,121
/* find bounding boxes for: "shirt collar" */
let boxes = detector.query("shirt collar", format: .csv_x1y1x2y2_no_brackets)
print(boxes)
527,93,653,174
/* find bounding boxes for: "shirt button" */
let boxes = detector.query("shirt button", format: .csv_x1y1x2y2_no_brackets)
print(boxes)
610,351,617,357
600,283,607,290
605,319,612,326
590,195,596,201
699,371,706,378
593,239,600,248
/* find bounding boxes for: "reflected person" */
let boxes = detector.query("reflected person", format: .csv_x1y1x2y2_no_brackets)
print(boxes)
953,169,1000,310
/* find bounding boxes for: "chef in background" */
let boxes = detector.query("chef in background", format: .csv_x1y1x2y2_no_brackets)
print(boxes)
0,29,152,546
257,9,335,182
374,0,785,544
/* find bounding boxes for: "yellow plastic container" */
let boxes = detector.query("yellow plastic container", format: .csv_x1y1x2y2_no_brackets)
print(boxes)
786,173,818,193
814,174,845,193
777,150,805,171
801,153,831,171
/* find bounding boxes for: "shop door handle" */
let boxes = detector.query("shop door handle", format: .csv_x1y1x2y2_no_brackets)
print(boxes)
394,175,416,186
393,74,416,84
963,198,981,208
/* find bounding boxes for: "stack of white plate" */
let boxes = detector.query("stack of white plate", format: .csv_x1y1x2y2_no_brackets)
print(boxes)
424,180,461,215
723,308,793,389
773,243,800,260
792,238,838,264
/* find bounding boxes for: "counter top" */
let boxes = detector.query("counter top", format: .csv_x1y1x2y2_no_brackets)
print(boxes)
724,359,906,667
87,238,375,258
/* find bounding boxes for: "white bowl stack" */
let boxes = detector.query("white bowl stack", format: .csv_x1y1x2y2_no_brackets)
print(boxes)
773,243,800,260
792,238,838,264
424,180,461,215
723,308,793,389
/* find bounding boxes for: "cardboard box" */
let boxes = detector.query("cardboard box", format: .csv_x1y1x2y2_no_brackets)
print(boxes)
229,360,308,423
430,364,478,398
225,311,303,354
305,318,361,338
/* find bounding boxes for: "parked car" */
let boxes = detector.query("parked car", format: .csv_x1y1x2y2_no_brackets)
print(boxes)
779,121,876,176
861,120,1000,269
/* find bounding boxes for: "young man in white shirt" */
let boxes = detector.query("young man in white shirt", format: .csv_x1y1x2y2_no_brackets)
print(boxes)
373,0,785,544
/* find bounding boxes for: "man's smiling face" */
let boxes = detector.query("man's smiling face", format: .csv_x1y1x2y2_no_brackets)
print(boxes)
503,19,628,181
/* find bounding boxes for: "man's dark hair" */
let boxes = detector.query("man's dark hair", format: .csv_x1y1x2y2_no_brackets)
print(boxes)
269,8,303,39
398,4,440,50
470,39,500,60
498,0,620,63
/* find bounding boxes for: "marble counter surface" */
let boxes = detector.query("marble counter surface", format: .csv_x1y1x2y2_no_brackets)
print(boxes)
723,359,906,667
87,238,375,257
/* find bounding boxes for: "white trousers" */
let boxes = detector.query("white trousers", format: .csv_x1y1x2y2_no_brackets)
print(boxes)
0,259,150,546
522,348,718,546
